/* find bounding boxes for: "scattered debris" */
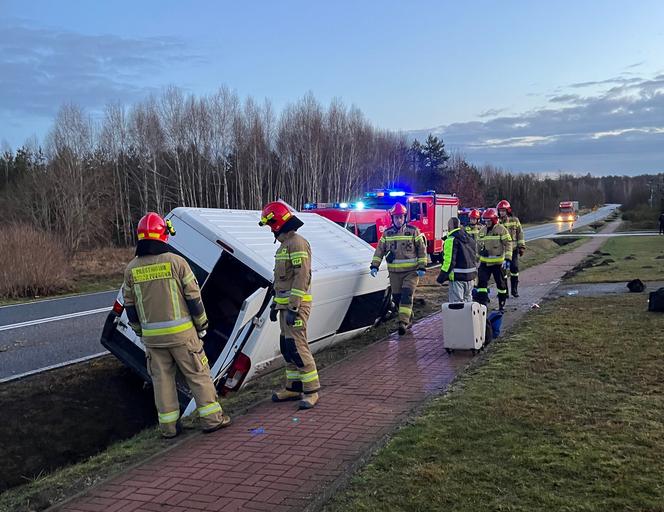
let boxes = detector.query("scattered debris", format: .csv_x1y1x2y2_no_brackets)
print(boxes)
292,417,300,423
531,303,540,309
249,427,266,436
624,255,636,260
655,255,664,260
566,290,579,296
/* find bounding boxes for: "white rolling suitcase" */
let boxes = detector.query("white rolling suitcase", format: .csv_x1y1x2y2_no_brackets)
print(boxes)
441,302,487,354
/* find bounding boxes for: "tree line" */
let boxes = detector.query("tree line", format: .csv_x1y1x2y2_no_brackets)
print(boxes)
1,88,661,252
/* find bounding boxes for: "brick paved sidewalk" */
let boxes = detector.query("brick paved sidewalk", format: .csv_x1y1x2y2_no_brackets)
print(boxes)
55,221,621,512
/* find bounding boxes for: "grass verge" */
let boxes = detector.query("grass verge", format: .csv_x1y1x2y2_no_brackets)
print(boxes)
566,235,664,283
325,294,664,512
0,247,132,306
519,237,587,270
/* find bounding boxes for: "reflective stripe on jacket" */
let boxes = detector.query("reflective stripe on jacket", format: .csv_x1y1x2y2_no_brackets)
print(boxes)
502,215,525,248
477,224,512,265
123,252,208,347
370,223,427,273
440,228,477,282
273,231,312,312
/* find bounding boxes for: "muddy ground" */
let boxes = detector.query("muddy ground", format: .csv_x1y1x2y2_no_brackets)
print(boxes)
0,357,155,491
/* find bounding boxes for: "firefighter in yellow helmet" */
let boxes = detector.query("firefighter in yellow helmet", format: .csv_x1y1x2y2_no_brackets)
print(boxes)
259,201,320,410
122,212,230,438
370,202,427,335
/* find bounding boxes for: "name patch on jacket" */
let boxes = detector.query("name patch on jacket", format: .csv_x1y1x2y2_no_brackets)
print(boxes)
132,262,173,282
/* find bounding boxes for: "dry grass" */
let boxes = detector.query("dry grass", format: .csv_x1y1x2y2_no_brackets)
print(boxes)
0,225,73,299
70,247,134,293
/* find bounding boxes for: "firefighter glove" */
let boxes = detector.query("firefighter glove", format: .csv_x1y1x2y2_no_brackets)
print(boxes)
502,260,511,271
286,309,297,326
436,271,449,284
417,269,426,278
269,303,278,322
370,267,378,278
518,246,526,256
197,329,207,339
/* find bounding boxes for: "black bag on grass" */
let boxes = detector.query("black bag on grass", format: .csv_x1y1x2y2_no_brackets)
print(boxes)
627,279,645,293
648,287,664,312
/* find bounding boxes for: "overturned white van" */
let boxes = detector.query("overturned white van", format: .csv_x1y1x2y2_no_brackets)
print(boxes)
101,208,391,411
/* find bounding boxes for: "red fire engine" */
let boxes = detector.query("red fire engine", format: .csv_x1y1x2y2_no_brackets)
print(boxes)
304,189,459,262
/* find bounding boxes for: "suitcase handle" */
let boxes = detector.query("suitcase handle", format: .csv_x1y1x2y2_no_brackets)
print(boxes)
448,303,465,310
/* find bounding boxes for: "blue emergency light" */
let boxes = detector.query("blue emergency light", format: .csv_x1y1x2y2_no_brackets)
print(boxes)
389,191,406,197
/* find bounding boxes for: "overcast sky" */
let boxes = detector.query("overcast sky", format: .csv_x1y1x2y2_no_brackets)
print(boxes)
1,0,663,175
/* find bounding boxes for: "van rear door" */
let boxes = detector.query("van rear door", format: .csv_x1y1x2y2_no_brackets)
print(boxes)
182,286,269,416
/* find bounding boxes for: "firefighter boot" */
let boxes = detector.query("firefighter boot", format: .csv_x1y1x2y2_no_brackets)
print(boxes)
272,389,302,402
398,322,407,336
299,392,319,410
161,420,183,439
498,297,506,312
202,414,232,434
510,276,519,298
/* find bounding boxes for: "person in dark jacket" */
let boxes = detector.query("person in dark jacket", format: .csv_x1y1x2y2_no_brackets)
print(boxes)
436,217,478,302
659,211,664,235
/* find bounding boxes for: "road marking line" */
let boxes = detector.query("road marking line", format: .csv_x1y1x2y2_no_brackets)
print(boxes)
0,351,109,384
0,307,110,331
0,289,117,310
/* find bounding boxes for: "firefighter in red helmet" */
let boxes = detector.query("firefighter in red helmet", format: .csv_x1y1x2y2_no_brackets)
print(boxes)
466,209,482,238
476,208,512,311
370,202,427,335
123,212,230,438
496,199,526,297
259,201,320,409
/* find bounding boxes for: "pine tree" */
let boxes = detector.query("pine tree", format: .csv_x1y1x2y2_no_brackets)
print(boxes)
409,134,450,191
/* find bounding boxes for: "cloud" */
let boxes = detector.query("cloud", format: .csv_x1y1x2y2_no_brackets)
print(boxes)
478,107,507,118
410,73,664,174
0,20,201,120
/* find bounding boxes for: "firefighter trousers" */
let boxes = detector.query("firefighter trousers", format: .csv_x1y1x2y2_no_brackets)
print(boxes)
146,336,224,437
476,263,508,308
390,270,420,324
509,249,520,291
279,303,320,395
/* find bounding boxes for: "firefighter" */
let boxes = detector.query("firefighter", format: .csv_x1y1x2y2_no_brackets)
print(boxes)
123,212,230,438
476,208,512,311
436,217,477,302
497,200,526,297
465,209,482,239
370,202,427,335
259,201,320,410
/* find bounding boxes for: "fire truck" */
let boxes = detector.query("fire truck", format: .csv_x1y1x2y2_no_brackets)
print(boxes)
557,201,579,222
304,189,459,262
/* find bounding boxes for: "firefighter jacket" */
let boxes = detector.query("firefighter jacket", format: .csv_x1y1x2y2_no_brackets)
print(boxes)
123,252,208,348
371,223,427,273
502,215,525,248
273,231,312,313
439,228,477,282
477,223,512,265
465,224,481,238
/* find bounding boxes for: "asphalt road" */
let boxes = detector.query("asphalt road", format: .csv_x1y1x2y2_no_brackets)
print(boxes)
523,203,620,241
0,290,116,381
0,204,621,381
